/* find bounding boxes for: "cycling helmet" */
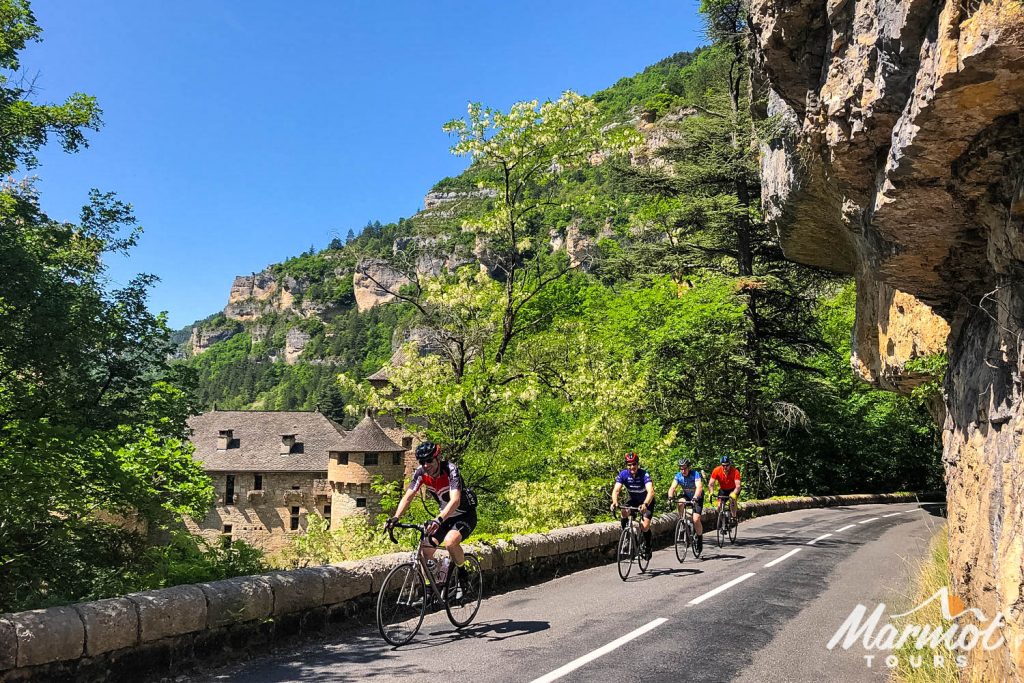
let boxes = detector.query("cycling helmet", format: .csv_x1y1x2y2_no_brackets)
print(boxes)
720,455,732,465
624,451,639,466
678,459,691,469
415,441,440,464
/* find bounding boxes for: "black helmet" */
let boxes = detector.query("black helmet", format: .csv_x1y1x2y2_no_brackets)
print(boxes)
678,459,691,469
720,455,732,465
415,441,440,464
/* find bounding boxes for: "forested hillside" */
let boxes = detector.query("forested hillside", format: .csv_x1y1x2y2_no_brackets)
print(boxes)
183,20,943,557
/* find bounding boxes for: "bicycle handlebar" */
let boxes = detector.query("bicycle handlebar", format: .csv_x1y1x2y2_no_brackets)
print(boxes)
386,521,425,545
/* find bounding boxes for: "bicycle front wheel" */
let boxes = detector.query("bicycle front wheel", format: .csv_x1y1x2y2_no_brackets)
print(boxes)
377,562,427,646
638,532,651,574
716,508,726,548
445,554,483,628
729,512,739,543
616,526,635,581
674,518,689,563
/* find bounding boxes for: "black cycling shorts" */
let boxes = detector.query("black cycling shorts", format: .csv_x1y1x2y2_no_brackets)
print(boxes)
717,488,736,500
625,499,655,520
431,511,476,544
680,495,704,515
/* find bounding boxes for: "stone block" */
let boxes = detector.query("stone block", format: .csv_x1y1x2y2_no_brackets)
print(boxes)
75,597,138,656
361,552,407,593
0,616,16,670
265,569,325,616
511,533,547,563
316,564,372,605
200,575,273,629
128,585,207,643
575,523,606,550
11,606,84,667
544,527,581,555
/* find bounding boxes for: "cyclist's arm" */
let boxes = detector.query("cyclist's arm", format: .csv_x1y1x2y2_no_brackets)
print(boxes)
667,480,677,499
695,477,704,499
437,488,461,521
392,485,418,519
643,482,655,507
611,481,623,507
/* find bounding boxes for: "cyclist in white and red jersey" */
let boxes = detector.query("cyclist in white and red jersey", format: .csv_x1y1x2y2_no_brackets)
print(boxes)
387,441,477,588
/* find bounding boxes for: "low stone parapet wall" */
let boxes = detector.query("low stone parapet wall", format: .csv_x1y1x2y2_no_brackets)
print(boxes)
0,492,935,682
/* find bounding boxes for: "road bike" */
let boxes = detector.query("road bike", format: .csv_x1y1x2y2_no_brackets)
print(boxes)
377,521,483,646
670,497,701,562
616,505,651,580
715,494,739,548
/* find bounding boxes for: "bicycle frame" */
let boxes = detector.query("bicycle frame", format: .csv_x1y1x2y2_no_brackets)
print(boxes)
389,522,450,603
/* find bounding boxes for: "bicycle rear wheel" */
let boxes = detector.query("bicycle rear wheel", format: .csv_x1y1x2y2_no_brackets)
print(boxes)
616,526,635,580
729,511,739,543
638,530,651,573
674,518,689,563
445,554,483,628
377,562,427,646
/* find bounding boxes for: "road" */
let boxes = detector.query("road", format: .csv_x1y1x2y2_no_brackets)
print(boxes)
194,502,945,683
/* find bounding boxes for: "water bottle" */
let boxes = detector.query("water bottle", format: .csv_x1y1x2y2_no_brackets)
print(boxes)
436,557,450,584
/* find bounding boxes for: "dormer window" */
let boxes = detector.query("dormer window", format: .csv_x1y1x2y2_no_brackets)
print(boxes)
280,433,303,455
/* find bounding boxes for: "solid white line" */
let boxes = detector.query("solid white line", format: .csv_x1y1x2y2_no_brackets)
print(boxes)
529,618,668,683
858,517,879,524
764,548,802,568
807,533,832,545
688,572,756,605
835,524,856,532
882,512,902,518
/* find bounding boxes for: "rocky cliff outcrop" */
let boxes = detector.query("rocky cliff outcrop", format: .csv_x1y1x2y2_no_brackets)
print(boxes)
750,0,1023,676
189,326,239,355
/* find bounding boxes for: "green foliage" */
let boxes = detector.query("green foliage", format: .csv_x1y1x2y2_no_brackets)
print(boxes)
592,50,700,121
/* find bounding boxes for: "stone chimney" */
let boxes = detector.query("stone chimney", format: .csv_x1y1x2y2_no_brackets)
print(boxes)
280,433,297,455
217,429,233,450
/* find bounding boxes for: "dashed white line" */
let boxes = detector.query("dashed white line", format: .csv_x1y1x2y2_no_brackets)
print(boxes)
530,617,668,683
835,524,856,532
764,548,802,568
882,512,902,518
807,533,832,545
688,572,757,605
858,517,879,524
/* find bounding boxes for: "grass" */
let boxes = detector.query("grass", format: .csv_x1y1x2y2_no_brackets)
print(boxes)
891,525,962,683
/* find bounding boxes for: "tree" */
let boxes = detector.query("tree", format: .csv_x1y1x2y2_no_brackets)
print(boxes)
0,0,213,611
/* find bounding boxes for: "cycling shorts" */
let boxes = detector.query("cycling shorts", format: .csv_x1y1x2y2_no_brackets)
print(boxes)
717,488,736,500
625,499,655,520
430,511,477,544
679,495,704,515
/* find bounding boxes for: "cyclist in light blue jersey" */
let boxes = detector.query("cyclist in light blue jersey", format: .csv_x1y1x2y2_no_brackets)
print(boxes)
667,458,704,554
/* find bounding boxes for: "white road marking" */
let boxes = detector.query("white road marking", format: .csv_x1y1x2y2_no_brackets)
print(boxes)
882,512,902,518
530,618,668,683
835,524,856,532
858,517,879,524
807,533,832,545
688,572,756,605
764,548,802,568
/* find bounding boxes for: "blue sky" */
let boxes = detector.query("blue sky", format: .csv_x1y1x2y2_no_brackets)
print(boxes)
24,2,705,329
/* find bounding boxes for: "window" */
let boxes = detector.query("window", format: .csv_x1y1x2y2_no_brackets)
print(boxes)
363,452,378,466
221,524,233,547
253,474,263,491
225,474,235,505
223,524,233,535
291,484,300,490
336,452,348,465
393,452,402,465
290,506,300,531
356,498,367,508
323,504,331,526
402,436,413,449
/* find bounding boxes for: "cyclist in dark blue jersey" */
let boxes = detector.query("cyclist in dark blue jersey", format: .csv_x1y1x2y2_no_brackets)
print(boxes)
610,451,655,560
667,458,704,554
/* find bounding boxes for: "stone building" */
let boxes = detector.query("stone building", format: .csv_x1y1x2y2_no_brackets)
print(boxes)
186,408,419,553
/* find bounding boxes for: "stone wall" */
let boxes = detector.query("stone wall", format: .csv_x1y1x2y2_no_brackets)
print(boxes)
183,472,330,554
0,493,922,682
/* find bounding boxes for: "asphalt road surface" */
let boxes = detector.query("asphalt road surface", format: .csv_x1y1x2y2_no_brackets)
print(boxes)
194,502,945,683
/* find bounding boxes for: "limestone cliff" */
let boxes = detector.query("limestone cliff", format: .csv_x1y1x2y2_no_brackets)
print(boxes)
750,0,1023,676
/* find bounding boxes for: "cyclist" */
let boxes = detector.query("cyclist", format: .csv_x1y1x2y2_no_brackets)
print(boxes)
709,455,741,523
667,458,704,554
610,451,655,560
387,441,477,590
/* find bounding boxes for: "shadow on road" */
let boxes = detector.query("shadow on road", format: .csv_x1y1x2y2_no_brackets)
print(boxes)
624,567,704,582
398,618,551,650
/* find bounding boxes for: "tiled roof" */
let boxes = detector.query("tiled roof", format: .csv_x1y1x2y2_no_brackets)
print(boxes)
187,410,344,472
344,414,405,452
366,347,406,382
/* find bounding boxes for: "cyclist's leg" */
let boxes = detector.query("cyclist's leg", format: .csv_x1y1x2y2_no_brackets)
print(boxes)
640,503,654,556
619,507,630,529
691,496,704,536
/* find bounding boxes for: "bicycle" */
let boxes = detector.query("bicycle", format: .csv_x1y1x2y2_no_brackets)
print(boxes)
670,497,701,562
616,505,651,580
377,521,483,646
715,494,739,548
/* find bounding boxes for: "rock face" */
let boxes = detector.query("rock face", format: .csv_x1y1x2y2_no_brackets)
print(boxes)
224,271,300,321
750,0,1024,677
284,327,310,364
189,326,238,355
353,259,412,312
